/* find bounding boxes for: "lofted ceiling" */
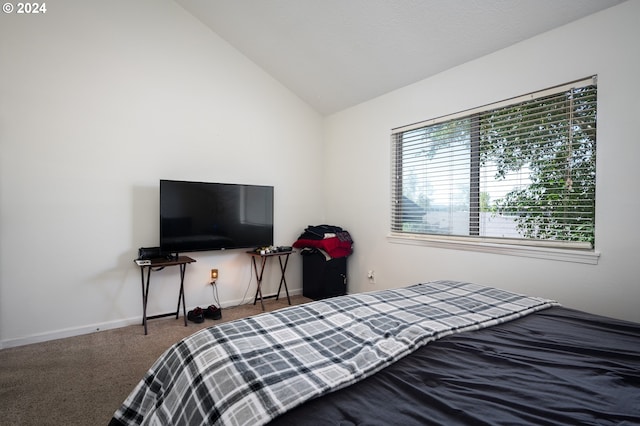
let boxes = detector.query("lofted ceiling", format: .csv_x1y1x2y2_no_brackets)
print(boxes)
175,0,625,116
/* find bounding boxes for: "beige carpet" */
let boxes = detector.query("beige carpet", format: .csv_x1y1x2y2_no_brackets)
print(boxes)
0,296,311,426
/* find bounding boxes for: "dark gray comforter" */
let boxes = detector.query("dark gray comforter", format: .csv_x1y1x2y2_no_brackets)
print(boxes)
272,306,640,425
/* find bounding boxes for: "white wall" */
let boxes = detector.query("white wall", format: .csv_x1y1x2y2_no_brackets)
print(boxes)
324,1,640,323
2,1,638,348
0,0,325,347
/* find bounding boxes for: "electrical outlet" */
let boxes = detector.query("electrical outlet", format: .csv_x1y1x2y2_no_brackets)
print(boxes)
210,269,219,282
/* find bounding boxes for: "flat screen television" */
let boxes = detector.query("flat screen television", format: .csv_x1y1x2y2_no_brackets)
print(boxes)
160,179,274,254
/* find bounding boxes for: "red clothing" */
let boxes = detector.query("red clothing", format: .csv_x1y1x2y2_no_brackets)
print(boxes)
293,237,352,258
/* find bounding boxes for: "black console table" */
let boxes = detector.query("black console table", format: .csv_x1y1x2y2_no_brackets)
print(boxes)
134,256,196,335
247,250,292,310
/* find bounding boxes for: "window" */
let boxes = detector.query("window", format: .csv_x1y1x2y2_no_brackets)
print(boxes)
391,77,597,256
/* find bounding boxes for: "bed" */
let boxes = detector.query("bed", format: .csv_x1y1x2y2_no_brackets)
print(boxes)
110,280,640,425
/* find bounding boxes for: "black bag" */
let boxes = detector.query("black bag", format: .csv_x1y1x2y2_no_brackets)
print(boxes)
138,247,161,260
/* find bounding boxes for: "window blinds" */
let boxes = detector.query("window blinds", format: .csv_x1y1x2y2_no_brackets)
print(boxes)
391,76,597,249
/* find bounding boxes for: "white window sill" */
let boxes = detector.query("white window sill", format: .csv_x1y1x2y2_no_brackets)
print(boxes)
387,233,600,265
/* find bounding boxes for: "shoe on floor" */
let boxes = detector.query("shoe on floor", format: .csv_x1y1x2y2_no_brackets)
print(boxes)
187,307,205,323
203,305,222,320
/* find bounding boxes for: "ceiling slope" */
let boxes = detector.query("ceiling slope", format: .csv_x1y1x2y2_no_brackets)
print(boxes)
176,0,625,115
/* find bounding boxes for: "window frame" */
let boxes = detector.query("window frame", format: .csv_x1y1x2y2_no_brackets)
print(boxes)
389,77,600,264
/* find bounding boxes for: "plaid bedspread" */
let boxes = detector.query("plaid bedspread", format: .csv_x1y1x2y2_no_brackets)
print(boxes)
111,280,558,426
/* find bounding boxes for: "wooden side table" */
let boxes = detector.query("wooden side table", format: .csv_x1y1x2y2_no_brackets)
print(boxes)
134,256,196,334
247,250,293,310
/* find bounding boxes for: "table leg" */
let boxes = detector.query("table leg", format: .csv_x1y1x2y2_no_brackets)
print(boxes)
252,256,267,310
142,266,152,335
177,263,188,326
276,253,291,305
140,267,145,327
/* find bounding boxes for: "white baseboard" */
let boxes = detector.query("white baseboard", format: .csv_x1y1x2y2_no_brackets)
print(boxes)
1,288,304,349
0,317,141,349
